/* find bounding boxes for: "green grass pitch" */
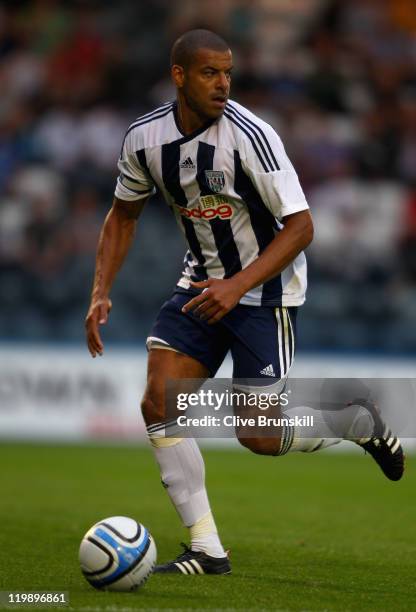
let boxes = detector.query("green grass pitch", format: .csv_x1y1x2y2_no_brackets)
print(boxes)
1,444,415,611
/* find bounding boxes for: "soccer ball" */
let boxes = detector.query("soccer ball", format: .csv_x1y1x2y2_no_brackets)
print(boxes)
79,516,157,591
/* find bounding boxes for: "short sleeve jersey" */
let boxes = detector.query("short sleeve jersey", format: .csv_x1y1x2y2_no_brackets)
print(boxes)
115,99,309,307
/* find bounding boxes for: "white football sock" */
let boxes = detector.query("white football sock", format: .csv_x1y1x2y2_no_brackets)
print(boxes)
279,404,375,454
147,433,225,558
189,511,225,558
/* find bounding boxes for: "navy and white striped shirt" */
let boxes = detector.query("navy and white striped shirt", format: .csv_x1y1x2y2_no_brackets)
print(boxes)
115,99,309,307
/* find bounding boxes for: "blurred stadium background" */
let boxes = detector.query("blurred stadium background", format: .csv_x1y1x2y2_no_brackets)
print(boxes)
0,0,415,443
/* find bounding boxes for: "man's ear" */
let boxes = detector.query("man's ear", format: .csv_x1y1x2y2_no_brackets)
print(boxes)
171,64,185,88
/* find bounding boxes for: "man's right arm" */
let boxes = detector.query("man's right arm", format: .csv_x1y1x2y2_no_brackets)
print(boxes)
85,196,148,357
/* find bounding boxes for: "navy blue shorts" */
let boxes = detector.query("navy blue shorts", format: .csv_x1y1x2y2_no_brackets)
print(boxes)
148,290,297,381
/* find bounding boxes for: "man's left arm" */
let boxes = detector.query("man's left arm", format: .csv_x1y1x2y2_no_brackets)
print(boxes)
182,209,313,324
183,121,313,324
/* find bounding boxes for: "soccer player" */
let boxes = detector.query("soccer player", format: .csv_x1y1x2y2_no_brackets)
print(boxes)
85,30,404,576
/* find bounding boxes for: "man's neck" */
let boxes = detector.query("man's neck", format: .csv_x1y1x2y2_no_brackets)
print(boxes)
176,96,207,135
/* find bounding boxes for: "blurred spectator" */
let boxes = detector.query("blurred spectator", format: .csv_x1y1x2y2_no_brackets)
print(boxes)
33,104,84,171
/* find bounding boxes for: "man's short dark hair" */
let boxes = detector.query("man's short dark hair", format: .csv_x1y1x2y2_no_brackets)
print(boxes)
170,29,230,68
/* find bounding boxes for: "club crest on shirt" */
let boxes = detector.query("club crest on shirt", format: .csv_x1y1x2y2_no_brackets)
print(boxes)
205,170,225,193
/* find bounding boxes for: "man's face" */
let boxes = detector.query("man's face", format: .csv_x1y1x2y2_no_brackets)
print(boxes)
175,48,233,120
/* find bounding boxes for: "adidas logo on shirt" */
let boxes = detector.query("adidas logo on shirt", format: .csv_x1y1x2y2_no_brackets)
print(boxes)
180,156,195,169
260,364,275,377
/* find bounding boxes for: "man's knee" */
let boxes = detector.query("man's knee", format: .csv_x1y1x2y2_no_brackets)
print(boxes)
141,392,165,426
237,436,281,456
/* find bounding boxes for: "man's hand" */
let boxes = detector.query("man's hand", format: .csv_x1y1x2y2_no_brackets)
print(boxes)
85,297,112,357
182,278,244,324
